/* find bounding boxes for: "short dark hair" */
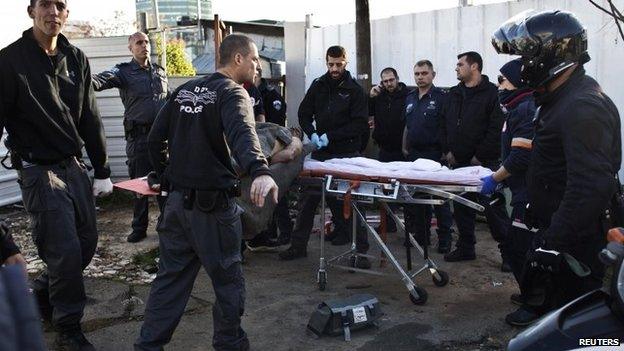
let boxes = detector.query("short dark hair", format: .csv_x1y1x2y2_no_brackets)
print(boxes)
218,34,254,67
30,0,67,6
458,51,483,72
415,59,434,71
380,67,398,79
326,45,347,61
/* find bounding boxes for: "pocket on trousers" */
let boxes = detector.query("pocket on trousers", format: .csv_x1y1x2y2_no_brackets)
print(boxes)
18,171,58,213
214,201,243,268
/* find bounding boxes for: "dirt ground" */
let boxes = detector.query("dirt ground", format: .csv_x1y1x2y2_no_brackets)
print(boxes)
8,194,524,350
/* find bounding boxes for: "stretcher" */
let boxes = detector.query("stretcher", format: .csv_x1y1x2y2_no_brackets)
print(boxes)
300,158,489,305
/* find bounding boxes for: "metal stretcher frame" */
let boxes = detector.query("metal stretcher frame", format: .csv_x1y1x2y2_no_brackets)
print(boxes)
306,173,484,305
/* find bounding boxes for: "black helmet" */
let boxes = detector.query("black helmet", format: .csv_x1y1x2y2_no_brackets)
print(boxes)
492,10,590,88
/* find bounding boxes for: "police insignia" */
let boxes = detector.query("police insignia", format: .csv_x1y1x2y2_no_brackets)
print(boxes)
273,100,282,111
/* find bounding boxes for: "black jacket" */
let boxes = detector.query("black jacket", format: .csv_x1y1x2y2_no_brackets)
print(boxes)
92,59,169,127
0,29,110,178
528,67,621,244
298,71,368,158
370,82,409,152
0,224,19,263
500,89,536,206
258,79,287,126
440,75,504,166
148,73,271,191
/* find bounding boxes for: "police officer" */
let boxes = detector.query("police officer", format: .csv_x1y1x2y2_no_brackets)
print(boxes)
480,58,536,301
402,60,454,253
0,0,113,349
244,73,265,123
246,66,292,249
439,51,510,266
492,10,621,325
92,32,169,243
135,34,277,351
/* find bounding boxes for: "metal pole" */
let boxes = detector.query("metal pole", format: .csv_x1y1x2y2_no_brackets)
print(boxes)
151,0,160,29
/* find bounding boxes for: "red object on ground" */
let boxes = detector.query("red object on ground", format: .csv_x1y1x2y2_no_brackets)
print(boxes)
113,177,159,196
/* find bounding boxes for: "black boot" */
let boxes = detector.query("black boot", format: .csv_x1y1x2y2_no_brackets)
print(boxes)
54,327,95,351
444,247,476,262
278,245,307,260
127,230,147,243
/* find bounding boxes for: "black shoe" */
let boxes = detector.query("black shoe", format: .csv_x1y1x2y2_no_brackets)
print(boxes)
444,248,476,262
246,235,279,252
34,288,52,323
505,307,540,327
278,246,307,260
510,293,524,306
501,261,513,272
273,234,291,246
127,231,147,243
350,256,371,269
437,240,451,254
331,235,351,246
54,329,95,351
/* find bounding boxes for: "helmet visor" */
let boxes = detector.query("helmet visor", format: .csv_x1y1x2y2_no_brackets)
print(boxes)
492,9,540,56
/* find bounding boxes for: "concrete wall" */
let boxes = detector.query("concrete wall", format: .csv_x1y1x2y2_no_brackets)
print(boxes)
285,0,624,173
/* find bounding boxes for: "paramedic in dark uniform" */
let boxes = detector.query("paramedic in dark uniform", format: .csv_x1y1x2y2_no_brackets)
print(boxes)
0,0,113,349
135,34,277,351
92,31,169,243
492,9,622,326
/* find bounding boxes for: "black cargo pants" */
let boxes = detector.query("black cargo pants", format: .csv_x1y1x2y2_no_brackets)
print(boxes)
135,190,249,351
19,158,97,331
127,132,154,234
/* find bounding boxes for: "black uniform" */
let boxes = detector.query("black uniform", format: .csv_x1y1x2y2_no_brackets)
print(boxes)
245,83,265,119
93,60,169,236
136,73,271,351
293,71,369,251
258,78,286,126
369,82,408,162
499,88,536,283
257,79,291,241
528,67,621,295
0,29,110,332
403,86,453,247
439,76,509,257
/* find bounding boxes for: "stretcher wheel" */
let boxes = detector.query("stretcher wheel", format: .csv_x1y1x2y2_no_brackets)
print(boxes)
318,271,327,291
432,270,449,287
409,287,428,305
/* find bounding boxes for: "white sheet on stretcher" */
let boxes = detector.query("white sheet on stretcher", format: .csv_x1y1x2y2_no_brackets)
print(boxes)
303,157,492,185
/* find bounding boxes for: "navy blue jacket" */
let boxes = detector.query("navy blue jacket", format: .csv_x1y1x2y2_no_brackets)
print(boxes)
92,59,169,126
404,86,447,151
500,89,535,206
369,82,409,152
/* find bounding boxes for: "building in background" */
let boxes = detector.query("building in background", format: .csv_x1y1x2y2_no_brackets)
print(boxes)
136,0,212,27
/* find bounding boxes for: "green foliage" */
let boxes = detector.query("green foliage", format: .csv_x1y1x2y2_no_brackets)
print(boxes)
155,36,196,77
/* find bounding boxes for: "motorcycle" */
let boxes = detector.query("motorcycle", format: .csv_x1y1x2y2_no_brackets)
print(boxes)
508,228,624,350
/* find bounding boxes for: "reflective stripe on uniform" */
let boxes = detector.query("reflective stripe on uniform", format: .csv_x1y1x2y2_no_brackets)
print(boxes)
511,137,533,150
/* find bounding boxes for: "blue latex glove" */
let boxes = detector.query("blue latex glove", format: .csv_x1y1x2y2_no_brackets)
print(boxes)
480,175,499,196
310,133,320,148
318,134,329,149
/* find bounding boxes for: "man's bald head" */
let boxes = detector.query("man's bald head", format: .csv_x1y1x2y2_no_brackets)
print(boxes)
128,32,150,65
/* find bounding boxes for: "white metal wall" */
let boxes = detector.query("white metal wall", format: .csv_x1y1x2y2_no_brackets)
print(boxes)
287,0,624,174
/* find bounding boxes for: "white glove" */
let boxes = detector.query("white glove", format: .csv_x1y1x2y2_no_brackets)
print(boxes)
92,178,114,197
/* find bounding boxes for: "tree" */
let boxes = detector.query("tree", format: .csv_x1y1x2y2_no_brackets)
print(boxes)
156,38,196,77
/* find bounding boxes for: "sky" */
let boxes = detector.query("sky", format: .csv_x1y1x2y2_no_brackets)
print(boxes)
1,0,507,47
